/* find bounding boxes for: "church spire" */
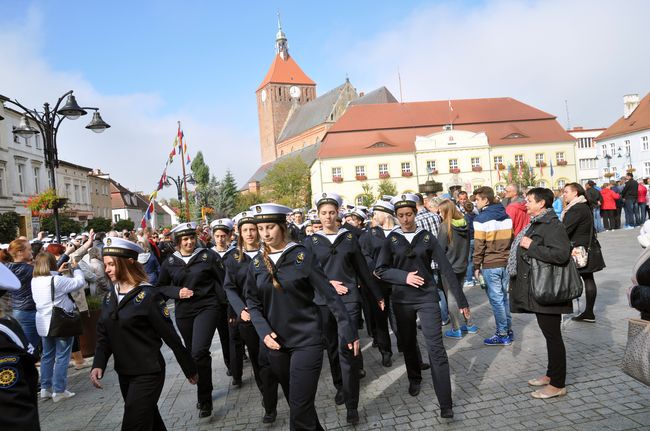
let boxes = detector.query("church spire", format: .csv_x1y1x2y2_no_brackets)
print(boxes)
276,13,289,60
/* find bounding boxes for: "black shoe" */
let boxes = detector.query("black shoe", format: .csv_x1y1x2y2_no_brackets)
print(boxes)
262,410,277,424
196,402,201,410
441,407,453,418
334,388,345,405
420,362,430,371
198,401,212,418
226,369,232,377
572,312,595,323
232,378,242,387
358,368,366,378
408,382,421,396
346,408,359,425
381,352,393,367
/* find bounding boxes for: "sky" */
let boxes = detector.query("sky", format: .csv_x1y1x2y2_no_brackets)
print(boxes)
1,0,648,198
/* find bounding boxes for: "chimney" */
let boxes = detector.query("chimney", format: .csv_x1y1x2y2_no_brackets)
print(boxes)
359,92,365,97
623,94,640,119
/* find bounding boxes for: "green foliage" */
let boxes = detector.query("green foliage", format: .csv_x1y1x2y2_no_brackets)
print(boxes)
41,216,83,236
507,162,537,187
113,219,135,232
262,156,311,208
85,294,105,311
233,192,266,214
377,179,398,198
85,217,112,233
213,170,239,217
190,151,210,187
358,183,375,207
0,211,20,242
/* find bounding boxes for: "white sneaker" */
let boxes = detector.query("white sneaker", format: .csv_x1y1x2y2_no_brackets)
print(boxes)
52,390,76,403
40,389,52,400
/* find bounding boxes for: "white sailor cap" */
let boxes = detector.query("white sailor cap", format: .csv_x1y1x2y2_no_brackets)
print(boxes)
42,238,53,244
307,208,317,215
292,208,304,214
233,211,256,228
70,233,77,238
381,195,394,202
250,203,292,224
210,218,234,232
0,244,8,250
372,200,395,215
81,231,90,237
170,222,198,238
0,263,21,291
350,207,368,221
308,213,321,223
102,237,143,260
390,193,419,210
315,192,342,209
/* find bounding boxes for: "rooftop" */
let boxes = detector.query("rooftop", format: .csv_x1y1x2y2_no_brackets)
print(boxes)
596,92,650,142
257,53,315,92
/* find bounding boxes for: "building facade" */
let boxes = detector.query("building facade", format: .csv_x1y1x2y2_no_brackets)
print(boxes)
57,161,96,223
88,169,112,220
568,127,604,184
0,105,48,238
596,93,650,181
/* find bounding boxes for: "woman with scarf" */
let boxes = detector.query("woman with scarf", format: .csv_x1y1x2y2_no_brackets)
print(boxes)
561,183,606,323
508,188,572,399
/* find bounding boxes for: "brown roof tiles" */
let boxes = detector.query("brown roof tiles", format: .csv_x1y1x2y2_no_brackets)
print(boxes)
257,54,315,91
595,92,650,141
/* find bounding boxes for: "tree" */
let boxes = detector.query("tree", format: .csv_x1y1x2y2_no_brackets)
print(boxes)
0,211,20,243
377,179,398,199
262,156,311,208
190,151,210,187
358,183,375,207
507,162,537,187
86,217,112,232
114,219,135,231
213,170,239,217
233,191,266,214
41,216,82,236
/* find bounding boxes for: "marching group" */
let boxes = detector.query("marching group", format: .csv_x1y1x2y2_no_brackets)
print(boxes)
1,177,650,431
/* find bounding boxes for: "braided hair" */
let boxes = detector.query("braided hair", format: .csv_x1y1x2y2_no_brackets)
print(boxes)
259,223,288,290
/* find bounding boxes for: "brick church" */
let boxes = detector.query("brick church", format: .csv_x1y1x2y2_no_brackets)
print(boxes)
245,20,397,192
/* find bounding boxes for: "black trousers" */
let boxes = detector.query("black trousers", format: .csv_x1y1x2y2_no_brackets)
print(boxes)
393,301,453,409
319,303,362,410
258,344,280,415
118,370,166,431
176,306,225,403
269,346,324,431
615,207,622,229
362,284,393,354
535,313,566,388
601,209,617,230
229,320,262,390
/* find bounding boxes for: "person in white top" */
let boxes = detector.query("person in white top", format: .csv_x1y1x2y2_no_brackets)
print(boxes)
31,252,86,403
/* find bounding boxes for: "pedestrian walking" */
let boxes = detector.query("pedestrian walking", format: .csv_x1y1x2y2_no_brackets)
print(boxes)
621,173,639,228
245,203,359,430
600,183,620,231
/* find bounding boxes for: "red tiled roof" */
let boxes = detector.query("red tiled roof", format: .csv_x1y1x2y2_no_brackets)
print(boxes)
595,92,650,142
257,54,315,91
319,97,574,159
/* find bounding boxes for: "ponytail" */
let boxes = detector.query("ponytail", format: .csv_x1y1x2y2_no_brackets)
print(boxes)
260,241,282,290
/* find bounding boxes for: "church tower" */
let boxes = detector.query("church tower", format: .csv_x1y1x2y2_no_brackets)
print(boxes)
256,17,317,163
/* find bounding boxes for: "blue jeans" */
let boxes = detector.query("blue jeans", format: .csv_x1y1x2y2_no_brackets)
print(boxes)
481,267,512,336
638,203,647,225
465,239,475,282
12,309,40,355
40,336,74,393
624,200,637,227
593,208,604,232
438,288,449,323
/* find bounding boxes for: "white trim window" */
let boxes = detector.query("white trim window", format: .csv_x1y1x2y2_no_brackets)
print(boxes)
426,160,436,173
449,159,458,170
579,158,597,170
601,144,607,157
17,164,25,193
644,161,650,177
642,136,648,152
535,153,545,165
493,156,503,169
556,152,565,163
331,167,342,177
378,163,389,175
33,166,40,193
401,162,412,174
0,165,6,196
471,157,481,168
355,165,365,176
514,154,524,166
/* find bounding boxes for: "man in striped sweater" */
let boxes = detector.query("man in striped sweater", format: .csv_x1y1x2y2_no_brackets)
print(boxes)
472,186,514,346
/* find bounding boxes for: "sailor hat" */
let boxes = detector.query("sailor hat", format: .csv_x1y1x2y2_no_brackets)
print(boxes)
315,192,342,209
102,237,144,260
350,207,368,221
308,213,321,224
170,222,198,238
0,263,21,291
390,193,419,210
233,211,256,228
250,203,292,224
372,200,395,215
292,208,304,215
210,218,234,232
70,233,77,238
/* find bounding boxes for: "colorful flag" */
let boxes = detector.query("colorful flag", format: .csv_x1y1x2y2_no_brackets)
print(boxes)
507,163,513,182
518,161,523,178
539,162,544,176
497,164,501,181
186,154,191,165
549,160,555,177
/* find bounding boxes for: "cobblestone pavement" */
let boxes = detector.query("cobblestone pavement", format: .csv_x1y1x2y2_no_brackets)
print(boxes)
38,228,649,430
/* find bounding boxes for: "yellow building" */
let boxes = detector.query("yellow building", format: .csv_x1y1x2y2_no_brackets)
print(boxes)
311,97,577,204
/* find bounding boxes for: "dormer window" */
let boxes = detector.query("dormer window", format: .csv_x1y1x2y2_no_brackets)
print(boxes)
504,133,527,139
368,142,392,148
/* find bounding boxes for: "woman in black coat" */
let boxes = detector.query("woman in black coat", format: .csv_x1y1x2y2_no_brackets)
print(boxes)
508,188,572,399
562,183,606,322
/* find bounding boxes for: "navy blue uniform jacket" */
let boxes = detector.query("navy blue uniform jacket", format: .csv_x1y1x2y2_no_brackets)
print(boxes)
223,248,253,317
375,227,468,307
244,243,358,349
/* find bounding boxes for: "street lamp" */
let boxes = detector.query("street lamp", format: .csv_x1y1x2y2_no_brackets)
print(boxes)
0,90,110,242
164,174,195,218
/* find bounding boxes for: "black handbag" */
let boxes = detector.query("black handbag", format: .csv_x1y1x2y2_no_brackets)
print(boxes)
47,276,83,337
528,257,584,305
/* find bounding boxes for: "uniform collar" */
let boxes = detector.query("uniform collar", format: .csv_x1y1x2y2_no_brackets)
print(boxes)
315,227,348,242
173,247,205,263
393,226,424,238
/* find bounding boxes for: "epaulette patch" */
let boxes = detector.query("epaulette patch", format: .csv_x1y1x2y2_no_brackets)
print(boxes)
135,291,146,304
296,252,305,266
0,366,18,389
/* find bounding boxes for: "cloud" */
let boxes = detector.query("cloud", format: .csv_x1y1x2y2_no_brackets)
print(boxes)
342,0,650,129
0,8,259,198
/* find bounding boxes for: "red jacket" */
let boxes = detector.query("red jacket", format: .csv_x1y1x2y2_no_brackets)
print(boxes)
600,187,620,210
506,201,530,236
638,184,647,204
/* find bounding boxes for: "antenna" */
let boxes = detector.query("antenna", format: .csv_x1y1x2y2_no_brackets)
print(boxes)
397,68,403,103
564,99,571,130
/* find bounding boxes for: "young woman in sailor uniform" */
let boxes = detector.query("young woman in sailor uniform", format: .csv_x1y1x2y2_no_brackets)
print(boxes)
223,211,279,423
375,194,470,419
304,193,384,425
245,203,359,431
156,222,229,418
90,238,197,430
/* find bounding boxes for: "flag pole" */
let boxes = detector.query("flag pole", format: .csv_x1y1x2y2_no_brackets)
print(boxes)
178,121,191,221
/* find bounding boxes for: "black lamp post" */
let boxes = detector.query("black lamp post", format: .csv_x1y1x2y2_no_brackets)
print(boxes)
164,174,195,202
0,91,110,242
